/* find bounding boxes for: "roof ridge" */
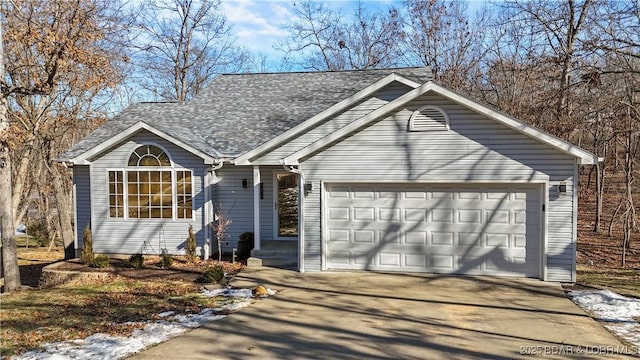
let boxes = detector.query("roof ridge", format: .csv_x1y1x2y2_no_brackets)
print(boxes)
220,66,430,76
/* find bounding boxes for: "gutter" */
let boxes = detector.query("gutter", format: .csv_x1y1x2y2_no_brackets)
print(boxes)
283,164,305,272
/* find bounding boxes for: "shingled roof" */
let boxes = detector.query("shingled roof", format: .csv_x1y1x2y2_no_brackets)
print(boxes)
60,67,433,161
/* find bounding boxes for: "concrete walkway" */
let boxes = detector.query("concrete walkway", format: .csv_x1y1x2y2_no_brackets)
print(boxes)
129,268,635,359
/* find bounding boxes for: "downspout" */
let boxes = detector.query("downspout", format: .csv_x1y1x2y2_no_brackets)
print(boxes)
205,160,224,259
283,164,305,272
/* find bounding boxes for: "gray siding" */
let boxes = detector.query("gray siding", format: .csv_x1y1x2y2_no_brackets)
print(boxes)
253,82,412,164
300,92,576,282
259,167,276,241
90,130,208,255
211,165,294,249
74,165,92,251
213,166,254,249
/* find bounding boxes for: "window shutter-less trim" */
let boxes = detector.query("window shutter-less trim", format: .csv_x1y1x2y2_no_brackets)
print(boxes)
409,105,450,131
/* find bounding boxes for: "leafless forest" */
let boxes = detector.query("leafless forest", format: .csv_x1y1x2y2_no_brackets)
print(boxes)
1,0,639,290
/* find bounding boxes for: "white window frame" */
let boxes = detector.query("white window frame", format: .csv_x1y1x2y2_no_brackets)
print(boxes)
106,143,195,221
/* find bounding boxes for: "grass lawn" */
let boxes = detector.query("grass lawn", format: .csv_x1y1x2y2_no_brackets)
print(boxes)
0,276,231,357
576,264,640,298
1,245,242,358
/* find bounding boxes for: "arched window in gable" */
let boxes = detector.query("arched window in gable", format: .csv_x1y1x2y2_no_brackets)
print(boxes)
408,105,450,131
127,144,171,166
108,144,192,220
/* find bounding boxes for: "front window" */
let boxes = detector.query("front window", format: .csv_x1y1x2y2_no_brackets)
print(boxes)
108,145,193,219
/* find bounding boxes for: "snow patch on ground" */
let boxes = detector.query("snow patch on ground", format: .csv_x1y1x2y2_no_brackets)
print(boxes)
13,287,276,360
569,289,640,347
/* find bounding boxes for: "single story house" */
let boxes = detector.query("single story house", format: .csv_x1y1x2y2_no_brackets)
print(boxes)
58,67,599,282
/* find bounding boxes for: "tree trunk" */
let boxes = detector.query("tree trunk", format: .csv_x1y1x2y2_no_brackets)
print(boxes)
594,162,603,233
0,21,21,292
0,151,21,292
50,164,75,259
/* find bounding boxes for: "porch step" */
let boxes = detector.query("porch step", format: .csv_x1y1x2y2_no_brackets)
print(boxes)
249,240,297,268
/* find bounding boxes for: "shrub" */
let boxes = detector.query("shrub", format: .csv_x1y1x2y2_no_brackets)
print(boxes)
185,224,197,262
203,264,224,283
90,255,110,268
27,222,49,247
161,254,173,268
80,225,94,265
129,253,144,269
237,232,254,260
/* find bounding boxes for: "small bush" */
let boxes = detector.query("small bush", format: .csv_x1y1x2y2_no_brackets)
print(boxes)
203,264,224,283
129,253,144,269
161,254,173,268
27,222,49,247
185,224,197,262
90,255,110,268
80,225,94,265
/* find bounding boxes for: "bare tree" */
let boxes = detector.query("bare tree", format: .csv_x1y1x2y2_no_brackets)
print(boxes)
398,0,487,90
0,19,20,292
133,0,249,101
277,0,401,71
2,0,130,263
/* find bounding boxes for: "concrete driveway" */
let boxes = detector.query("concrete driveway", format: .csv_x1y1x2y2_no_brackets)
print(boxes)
130,268,634,359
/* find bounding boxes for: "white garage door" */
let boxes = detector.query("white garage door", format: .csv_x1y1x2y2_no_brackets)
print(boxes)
325,184,541,277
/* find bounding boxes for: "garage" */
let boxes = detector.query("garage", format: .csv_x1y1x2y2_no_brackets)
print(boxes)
325,184,542,277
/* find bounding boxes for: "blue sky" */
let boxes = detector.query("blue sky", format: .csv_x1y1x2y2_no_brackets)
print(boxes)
220,0,487,69
220,0,401,67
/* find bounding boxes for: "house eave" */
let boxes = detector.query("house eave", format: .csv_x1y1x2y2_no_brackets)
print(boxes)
232,73,422,165
68,121,219,165
283,81,600,166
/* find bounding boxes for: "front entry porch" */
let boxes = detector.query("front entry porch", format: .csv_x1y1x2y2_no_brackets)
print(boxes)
249,240,298,269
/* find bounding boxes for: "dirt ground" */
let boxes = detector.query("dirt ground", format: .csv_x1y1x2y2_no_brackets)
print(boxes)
17,251,244,287
577,172,640,269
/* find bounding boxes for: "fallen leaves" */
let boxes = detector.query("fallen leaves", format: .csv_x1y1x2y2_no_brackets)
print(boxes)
0,277,230,358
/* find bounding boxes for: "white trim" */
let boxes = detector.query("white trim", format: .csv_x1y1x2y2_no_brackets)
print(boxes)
541,182,549,281
321,181,328,271
253,166,261,251
572,159,579,282
297,173,305,272
71,121,217,165
203,169,210,257
105,167,195,221
322,181,545,276
426,83,598,165
233,73,421,165
283,81,598,165
127,142,174,167
310,176,550,185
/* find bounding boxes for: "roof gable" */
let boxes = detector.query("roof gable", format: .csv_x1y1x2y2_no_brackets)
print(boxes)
282,82,599,166
70,121,217,165
233,73,421,165
59,67,433,163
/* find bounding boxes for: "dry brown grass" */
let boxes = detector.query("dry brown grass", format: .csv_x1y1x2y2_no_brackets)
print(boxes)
1,246,245,358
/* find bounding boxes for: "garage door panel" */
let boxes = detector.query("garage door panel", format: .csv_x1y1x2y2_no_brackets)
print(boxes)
329,207,350,220
405,208,427,221
432,232,454,245
353,207,375,220
354,229,375,243
326,184,540,277
405,231,427,244
379,253,401,267
405,254,428,268
328,228,350,243
379,208,400,221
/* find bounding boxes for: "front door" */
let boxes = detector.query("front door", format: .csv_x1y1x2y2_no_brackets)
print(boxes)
274,172,299,239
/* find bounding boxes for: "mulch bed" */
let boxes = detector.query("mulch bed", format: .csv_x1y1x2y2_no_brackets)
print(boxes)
53,256,245,283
